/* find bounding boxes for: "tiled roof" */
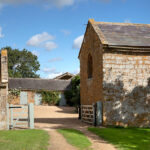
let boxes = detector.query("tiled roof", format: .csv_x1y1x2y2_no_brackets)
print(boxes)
54,72,74,80
90,19,150,47
8,78,71,91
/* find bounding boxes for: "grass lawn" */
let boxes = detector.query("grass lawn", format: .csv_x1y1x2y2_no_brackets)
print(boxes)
58,128,92,150
0,129,49,150
88,127,150,150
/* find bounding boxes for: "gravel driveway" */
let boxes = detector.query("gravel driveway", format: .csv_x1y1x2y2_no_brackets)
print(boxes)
34,106,117,150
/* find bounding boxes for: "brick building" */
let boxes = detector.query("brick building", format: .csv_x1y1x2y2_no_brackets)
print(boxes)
8,78,71,106
79,19,150,127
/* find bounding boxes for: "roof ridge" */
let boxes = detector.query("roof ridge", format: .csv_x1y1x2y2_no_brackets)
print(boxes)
9,78,55,81
88,19,108,45
88,19,150,27
9,78,71,82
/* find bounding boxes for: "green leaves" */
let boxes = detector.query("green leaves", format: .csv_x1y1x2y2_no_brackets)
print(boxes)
38,91,60,105
64,75,80,106
2,46,40,78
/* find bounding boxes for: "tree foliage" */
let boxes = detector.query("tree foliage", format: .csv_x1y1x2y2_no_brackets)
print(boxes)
64,75,80,106
1,47,40,78
38,91,60,105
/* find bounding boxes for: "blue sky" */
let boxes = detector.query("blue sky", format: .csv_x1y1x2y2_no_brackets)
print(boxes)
0,0,150,78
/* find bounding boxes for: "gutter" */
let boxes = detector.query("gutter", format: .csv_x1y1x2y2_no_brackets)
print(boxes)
103,44,150,52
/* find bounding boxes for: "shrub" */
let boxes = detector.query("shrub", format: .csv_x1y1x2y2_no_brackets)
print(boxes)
64,75,80,107
64,90,73,106
39,91,60,105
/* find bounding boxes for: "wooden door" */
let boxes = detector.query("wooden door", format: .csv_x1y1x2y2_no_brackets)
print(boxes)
20,92,28,105
34,93,42,105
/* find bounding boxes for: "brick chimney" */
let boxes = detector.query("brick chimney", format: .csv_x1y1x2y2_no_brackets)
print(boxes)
0,49,8,130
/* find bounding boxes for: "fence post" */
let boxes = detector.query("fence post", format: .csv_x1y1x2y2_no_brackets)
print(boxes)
93,103,97,126
10,104,13,129
6,103,9,130
78,105,81,120
28,103,34,129
96,101,102,126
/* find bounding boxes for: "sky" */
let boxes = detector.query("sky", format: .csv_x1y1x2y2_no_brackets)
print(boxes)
0,0,150,78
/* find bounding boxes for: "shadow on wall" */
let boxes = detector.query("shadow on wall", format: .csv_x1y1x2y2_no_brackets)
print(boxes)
103,78,150,127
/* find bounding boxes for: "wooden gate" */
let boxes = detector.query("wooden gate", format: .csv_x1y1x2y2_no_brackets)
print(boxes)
7,103,34,130
81,105,94,124
81,101,103,126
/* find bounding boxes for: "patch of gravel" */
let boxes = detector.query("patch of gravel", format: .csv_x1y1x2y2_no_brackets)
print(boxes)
34,106,117,150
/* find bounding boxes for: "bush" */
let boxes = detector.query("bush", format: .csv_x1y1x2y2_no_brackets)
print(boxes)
8,89,20,104
39,91,60,105
64,90,74,106
64,75,80,107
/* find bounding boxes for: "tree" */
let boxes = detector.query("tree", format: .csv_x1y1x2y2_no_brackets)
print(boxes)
1,47,40,78
64,75,80,106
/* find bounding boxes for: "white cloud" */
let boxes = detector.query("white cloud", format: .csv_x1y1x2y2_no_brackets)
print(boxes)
44,41,58,51
42,67,63,79
47,72,63,79
27,32,54,47
48,57,63,62
0,27,4,38
44,0,74,8
124,19,131,23
98,0,111,2
73,35,84,49
27,32,57,51
0,0,75,9
72,67,80,75
32,50,39,56
61,29,71,35
43,67,56,74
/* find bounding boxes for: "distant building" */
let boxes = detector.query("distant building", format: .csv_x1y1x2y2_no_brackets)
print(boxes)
54,72,74,80
79,19,150,127
9,78,71,106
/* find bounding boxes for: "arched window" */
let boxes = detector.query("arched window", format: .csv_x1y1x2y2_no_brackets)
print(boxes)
87,54,93,79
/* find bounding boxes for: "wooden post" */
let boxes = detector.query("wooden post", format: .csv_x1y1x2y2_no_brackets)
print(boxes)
93,103,97,126
6,103,9,130
28,103,34,129
10,104,13,129
78,105,81,120
96,101,102,126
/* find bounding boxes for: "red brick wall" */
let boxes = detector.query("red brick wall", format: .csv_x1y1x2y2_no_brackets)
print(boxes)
79,22,103,105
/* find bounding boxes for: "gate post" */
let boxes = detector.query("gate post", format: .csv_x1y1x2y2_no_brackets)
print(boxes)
28,103,34,129
6,103,9,130
93,103,97,126
96,101,103,126
10,104,13,129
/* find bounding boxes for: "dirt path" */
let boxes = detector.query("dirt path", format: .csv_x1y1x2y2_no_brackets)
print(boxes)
34,106,117,150
45,129,77,150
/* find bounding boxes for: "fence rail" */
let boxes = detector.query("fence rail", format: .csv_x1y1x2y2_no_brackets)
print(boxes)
81,104,95,125
7,103,34,130
81,101,102,126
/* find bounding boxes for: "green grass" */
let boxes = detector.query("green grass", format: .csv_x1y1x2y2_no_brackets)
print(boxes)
88,127,150,150
0,129,49,150
58,128,92,150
